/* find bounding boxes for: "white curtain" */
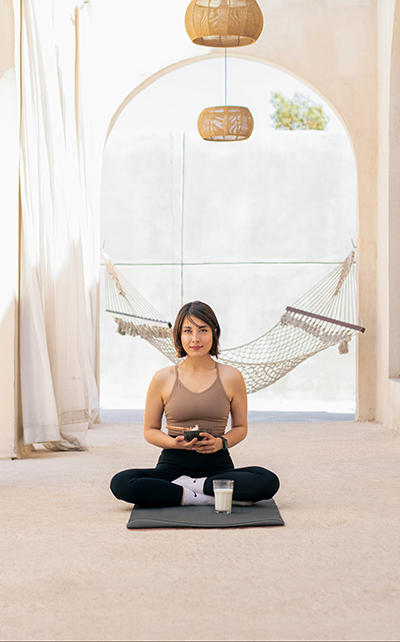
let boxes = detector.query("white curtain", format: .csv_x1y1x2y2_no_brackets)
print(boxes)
20,0,99,450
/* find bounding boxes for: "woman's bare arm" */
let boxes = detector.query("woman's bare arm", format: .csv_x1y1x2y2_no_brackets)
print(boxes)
226,366,248,446
143,370,175,448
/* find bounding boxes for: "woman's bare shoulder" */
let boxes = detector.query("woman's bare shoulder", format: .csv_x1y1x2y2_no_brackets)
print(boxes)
218,363,245,386
151,365,176,384
147,365,177,403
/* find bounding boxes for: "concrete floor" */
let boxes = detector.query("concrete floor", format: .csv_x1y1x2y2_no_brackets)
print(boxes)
1,417,400,641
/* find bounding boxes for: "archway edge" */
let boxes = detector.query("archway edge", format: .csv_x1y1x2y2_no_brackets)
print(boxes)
95,1,382,422
105,51,355,155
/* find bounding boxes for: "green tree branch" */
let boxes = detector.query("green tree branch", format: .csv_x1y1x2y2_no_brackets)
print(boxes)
270,92,329,130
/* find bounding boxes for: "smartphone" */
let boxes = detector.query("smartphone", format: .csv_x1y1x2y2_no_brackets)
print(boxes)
183,430,204,442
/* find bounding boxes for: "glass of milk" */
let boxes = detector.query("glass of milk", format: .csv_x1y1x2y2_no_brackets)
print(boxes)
213,479,234,514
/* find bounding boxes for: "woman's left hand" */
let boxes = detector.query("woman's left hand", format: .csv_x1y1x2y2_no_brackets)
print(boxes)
193,433,222,454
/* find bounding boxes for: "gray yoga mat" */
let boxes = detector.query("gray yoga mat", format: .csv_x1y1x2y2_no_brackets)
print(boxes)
127,499,284,529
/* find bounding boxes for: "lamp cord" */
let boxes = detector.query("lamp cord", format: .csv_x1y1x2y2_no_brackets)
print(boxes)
224,48,227,106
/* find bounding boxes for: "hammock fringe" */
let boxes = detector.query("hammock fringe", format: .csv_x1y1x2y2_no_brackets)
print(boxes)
102,250,364,394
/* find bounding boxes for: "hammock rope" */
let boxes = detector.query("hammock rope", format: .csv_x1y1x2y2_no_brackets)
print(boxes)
102,250,365,394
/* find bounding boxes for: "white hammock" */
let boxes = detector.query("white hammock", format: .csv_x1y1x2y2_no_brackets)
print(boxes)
102,250,364,394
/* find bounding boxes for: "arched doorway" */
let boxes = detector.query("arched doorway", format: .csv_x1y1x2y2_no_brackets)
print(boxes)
100,55,357,416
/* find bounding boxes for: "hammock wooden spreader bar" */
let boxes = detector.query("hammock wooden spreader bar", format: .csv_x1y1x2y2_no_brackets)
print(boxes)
285,307,365,334
106,308,172,326
102,249,364,394
103,250,171,328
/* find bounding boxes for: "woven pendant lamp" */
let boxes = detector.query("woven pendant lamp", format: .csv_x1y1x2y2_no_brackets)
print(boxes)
198,105,254,140
185,0,263,48
197,48,254,141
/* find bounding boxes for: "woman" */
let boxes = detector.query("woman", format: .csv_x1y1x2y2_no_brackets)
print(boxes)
110,301,280,508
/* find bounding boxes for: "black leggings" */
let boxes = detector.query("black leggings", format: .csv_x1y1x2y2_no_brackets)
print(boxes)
110,448,280,508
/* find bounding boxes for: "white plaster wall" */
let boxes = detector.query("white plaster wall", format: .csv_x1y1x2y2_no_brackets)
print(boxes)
100,130,357,411
0,0,20,458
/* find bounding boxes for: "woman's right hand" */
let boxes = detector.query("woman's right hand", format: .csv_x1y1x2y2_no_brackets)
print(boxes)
173,435,198,450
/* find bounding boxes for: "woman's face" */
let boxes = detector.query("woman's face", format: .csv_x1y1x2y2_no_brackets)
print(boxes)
181,316,214,357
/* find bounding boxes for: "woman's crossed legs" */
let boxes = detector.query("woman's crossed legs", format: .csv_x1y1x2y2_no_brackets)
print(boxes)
110,466,279,508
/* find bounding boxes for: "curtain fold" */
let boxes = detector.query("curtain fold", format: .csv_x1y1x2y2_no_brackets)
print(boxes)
20,0,99,450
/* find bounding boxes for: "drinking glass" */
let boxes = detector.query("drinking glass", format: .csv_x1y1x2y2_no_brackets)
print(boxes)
213,479,234,514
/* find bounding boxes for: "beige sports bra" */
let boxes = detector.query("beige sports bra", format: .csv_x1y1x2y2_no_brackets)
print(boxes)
164,362,230,438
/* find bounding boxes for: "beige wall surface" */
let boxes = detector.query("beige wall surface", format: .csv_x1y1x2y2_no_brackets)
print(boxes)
376,0,400,432
0,0,20,458
387,2,400,433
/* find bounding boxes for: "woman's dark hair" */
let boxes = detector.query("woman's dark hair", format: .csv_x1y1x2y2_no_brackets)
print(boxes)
173,301,221,358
